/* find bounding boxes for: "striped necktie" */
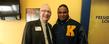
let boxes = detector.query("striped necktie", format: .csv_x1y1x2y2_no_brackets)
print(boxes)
46,24,53,44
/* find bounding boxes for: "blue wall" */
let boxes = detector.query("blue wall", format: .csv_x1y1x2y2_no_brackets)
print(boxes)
81,0,91,35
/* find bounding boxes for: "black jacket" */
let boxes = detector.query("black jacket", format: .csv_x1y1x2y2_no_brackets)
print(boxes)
52,18,88,44
22,20,52,44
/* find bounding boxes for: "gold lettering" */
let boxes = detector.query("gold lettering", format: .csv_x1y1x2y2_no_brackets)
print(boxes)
66,25,76,37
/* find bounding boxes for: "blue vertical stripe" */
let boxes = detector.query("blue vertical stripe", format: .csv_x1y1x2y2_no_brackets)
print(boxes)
81,0,91,35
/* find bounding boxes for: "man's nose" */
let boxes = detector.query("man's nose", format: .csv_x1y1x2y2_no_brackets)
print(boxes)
45,12,49,15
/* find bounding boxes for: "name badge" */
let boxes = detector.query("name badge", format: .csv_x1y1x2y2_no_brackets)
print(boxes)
35,26,42,31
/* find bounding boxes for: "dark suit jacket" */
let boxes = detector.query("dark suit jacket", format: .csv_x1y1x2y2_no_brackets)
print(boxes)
22,19,52,44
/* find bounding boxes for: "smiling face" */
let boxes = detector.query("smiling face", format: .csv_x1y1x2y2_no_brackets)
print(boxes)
40,4,51,23
58,5,69,21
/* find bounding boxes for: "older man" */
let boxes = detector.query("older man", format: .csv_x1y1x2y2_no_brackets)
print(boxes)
22,4,53,44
